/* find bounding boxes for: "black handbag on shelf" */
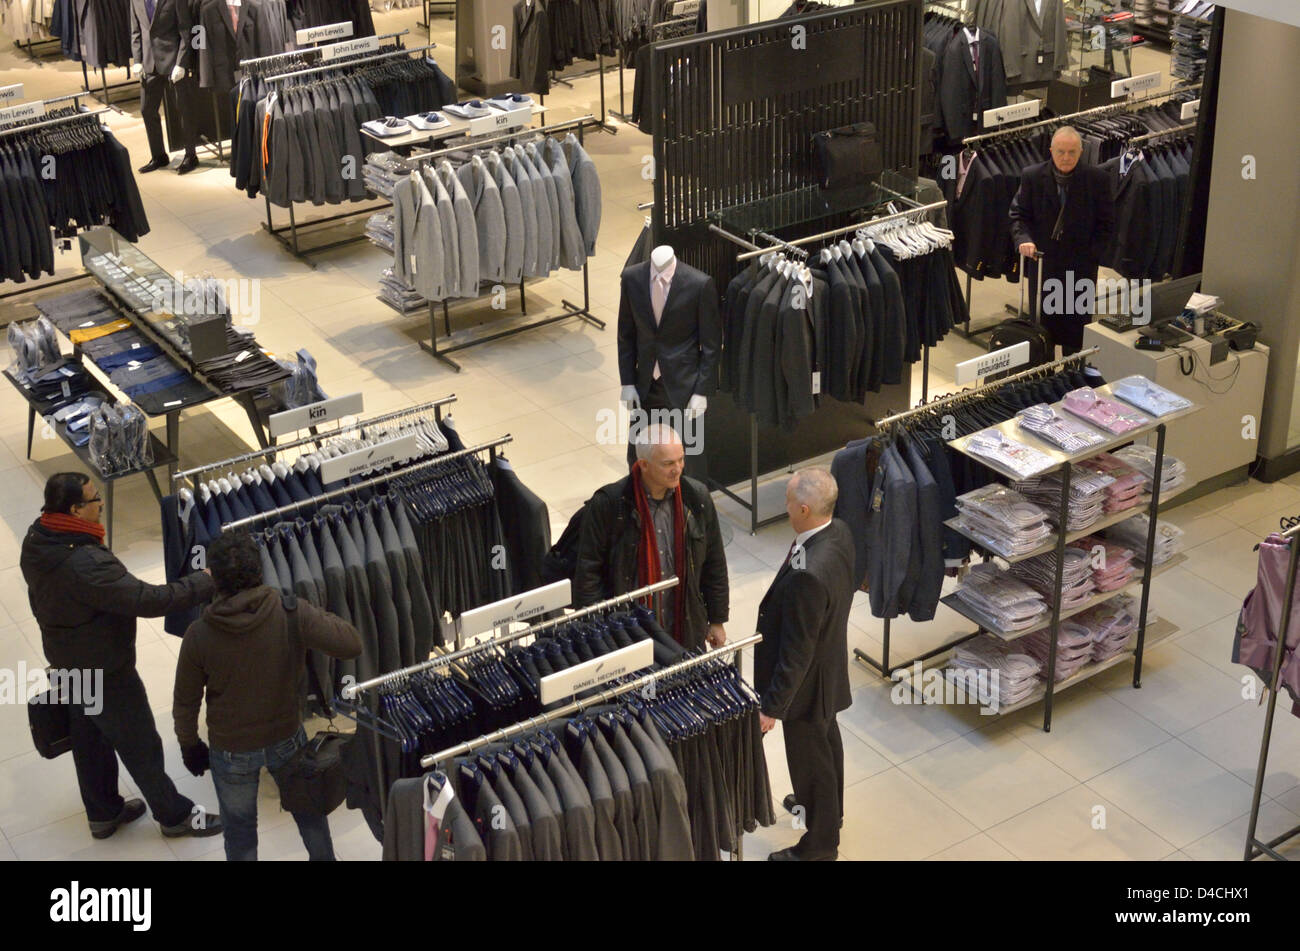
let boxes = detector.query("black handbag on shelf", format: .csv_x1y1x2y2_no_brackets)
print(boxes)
275,594,350,816
812,122,884,190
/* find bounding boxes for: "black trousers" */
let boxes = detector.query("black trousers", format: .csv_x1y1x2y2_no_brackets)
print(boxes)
783,715,844,859
1025,258,1095,356
68,667,194,827
626,378,708,483
141,72,198,160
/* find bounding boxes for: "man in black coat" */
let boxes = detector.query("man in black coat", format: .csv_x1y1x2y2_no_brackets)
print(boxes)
130,0,200,174
755,467,855,861
1009,126,1116,354
574,424,728,651
20,473,223,842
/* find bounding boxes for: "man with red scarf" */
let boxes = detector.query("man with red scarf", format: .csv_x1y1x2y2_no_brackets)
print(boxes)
574,424,729,650
20,472,223,843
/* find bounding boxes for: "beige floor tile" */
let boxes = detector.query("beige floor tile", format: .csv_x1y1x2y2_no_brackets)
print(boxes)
0,566,33,623
1179,700,1300,798
1181,528,1271,601
1162,508,1239,550
1091,643,1243,735
986,785,1177,861
837,769,980,860
1086,739,1254,849
0,832,14,861
1203,479,1300,526
0,750,102,839
1182,799,1300,862
760,715,892,819
1146,566,1247,635
927,833,1019,860
510,446,630,522
838,675,991,766
1174,612,1249,679
9,812,179,862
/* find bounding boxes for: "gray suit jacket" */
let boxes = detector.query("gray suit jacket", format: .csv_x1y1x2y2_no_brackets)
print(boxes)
625,716,693,860
538,742,600,860
492,746,564,861
382,777,486,861
484,151,525,284
391,501,434,659
525,143,562,274
439,161,479,299
515,146,553,276
563,133,602,256
542,137,586,271
591,728,637,860
130,0,193,76
377,504,416,668
573,731,623,860
458,155,507,285
315,520,356,684
500,147,538,279
866,443,917,619
358,508,401,675
525,751,571,858
424,167,460,301
903,437,943,623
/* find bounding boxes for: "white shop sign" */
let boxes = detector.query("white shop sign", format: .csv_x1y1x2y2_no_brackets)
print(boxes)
0,100,46,124
319,35,380,60
1111,71,1161,99
983,99,1041,127
319,433,418,483
464,108,531,137
296,21,353,44
0,84,24,105
539,639,655,705
955,342,1030,384
1180,99,1200,121
267,392,364,437
458,581,572,640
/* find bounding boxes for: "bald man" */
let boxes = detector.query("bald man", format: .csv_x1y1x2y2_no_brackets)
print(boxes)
755,467,855,861
1009,126,1115,355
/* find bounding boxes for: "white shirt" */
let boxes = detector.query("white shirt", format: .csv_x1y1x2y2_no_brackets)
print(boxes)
791,519,833,560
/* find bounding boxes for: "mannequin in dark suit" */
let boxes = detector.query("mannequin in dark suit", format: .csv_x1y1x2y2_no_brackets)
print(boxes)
755,468,855,862
937,26,1007,146
192,0,239,100
617,247,721,481
1009,126,1115,354
130,0,199,174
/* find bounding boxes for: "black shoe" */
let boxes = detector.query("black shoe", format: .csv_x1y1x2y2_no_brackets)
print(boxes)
88,798,146,839
161,811,224,838
768,846,837,861
782,794,844,829
176,153,199,175
138,156,170,173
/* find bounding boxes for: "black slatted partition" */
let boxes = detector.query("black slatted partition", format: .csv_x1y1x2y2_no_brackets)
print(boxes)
646,0,924,491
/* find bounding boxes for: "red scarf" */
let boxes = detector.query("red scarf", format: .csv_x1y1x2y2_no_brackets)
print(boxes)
631,464,686,643
40,512,106,543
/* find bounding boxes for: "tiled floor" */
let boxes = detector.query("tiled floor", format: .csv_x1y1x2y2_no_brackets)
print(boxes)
1,16,1296,862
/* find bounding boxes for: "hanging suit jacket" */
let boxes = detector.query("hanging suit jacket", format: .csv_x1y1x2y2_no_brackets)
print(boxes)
500,147,539,278
525,142,562,273
484,150,525,284
457,155,507,285
511,0,551,95
866,441,917,619
542,136,586,271
489,458,551,595
618,259,721,410
192,0,238,92
754,519,855,722
977,0,1068,84
937,28,1008,145
381,777,487,861
563,132,602,256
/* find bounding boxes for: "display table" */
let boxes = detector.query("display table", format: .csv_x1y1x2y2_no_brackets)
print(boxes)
1082,320,1268,493
4,369,175,548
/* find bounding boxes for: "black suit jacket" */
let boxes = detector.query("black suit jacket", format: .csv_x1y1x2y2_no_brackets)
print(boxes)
130,0,194,77
617,260,721,410
1009,160,1115,277
192,0,237,93
754,519,855,722
937,29,1008,146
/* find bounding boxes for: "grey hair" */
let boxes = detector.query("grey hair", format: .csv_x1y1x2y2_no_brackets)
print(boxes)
1051,125,1083,148
790,467,838,517
634,421,684,462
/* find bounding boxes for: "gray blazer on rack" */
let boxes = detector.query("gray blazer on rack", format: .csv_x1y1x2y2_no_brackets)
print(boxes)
542,137,586,271
500,147,538,280
439,161,479,299
457,155,507,285
515,146,554,276
563,133,602,256
526,142,562,274
866,442,917,619
424,166,460,300
484,151,525,285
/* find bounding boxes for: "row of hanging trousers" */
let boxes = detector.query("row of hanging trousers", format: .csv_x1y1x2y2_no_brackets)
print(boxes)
1,117,149,283
835,362,1108,622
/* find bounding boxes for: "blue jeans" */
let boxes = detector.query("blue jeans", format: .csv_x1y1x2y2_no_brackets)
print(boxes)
209,727,335,861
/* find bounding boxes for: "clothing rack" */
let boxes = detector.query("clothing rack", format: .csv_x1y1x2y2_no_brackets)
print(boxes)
856,347,1100,678
396,115,607,372
339,578,680,700
925,0,974,22
220,434,512,531
171,394,457,481
257,43,438,266
1243,521,1300,861
0,106,110,138
732,200,950,263
1128,122,1197,145
79,63,139,109
239,30,410,71
419,632,763,769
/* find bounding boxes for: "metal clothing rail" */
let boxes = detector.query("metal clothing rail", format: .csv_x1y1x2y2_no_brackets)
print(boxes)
239,29,409,69
856,347,1100,678
0,107,110,138
397,115,607,371
220,434,511,531
1129,122,1197,145
420,632,763,768
263,42,437,83
733,200,950,262
1243,522,1300,862
172,394,457,480
340,578,680,699
961,82,1203,146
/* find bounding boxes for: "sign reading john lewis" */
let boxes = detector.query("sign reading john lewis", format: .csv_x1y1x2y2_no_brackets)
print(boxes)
296,20,352,44
319,433,418,484
0,84,24,104
539,640,654,705
459,581,572,640
319,35,379,60
955,342,1030,384
267,392,364,437
0,100,45,124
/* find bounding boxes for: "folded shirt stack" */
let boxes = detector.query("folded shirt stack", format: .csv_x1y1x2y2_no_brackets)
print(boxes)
487,93,532,112
1076,452,1147,513
1102,515,1184,565
1062,387,1150,435
947,634,1042,706
952,563,1049,633
362,116,412,138
1069,535,1136,591
363,151,410,198
1009,548,1097,609
1022,622,1096,681
406,111,451,131
1071,596,1139,662
379,268,426,312
1016,403,1108,453
1010,470,1111,531
965,428,1056,478
195,327,291,394
367,212,396,252
442,99,492,119
1111,375,1193,418
1113,444,1187,494
953,485,1052,558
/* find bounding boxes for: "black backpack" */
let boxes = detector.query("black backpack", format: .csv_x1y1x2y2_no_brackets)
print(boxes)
985,318,1052,382
541,490,628,585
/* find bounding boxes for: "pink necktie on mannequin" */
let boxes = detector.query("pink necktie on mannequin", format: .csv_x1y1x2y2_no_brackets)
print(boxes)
651,274,670,379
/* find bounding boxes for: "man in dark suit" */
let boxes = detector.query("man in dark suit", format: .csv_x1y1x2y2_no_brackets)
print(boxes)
1009,126,1116,354
755,467,855,861
617,249,721,480
130,0,200,174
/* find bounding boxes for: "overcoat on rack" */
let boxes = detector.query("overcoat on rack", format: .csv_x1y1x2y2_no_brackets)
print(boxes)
192,0,238,93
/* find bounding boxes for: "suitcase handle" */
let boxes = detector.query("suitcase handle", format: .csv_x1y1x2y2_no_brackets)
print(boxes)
1019,250,1044,328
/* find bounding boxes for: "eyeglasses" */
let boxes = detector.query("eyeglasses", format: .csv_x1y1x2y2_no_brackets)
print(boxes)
77,495,103,507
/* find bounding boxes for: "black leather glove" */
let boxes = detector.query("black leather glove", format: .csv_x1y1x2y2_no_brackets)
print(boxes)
181,742,210,777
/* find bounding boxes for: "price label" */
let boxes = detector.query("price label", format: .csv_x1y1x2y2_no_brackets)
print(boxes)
1180,99,1200,121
